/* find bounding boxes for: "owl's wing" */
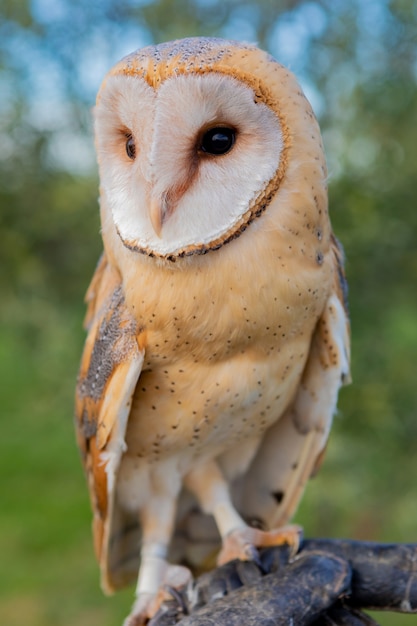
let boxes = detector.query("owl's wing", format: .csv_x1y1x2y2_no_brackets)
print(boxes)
75,253,144,590
237,234,351,529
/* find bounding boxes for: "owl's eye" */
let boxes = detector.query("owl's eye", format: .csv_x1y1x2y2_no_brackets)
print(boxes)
125,135,136,159
200,127,236,156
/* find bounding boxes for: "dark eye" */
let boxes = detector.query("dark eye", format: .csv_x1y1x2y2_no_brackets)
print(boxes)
200,127,236,155
125,134,136,159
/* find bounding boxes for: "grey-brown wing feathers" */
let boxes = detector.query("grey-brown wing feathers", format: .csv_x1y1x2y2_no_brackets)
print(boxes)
75,253,144,588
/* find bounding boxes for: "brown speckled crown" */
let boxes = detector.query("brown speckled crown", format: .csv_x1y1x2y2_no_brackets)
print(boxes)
110,37,254,83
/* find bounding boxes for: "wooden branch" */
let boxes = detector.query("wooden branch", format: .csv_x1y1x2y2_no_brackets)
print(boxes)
302,539,417,613
149,539,417,625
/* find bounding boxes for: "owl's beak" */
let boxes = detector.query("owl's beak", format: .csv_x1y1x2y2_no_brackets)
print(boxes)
149,193,173,238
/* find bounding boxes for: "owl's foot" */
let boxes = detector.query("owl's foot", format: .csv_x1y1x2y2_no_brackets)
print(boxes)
217,524,303,566
123,564,192,626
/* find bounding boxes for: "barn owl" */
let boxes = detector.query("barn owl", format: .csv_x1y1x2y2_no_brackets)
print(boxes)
75,37,350,625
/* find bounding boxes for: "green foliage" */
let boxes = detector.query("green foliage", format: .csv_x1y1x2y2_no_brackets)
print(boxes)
1,1,416,624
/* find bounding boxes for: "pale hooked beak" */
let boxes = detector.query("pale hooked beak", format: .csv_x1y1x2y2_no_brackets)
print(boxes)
149,193,172,238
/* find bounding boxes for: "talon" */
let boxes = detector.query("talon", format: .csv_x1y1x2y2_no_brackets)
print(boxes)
164,585,189,615
243,544,262,570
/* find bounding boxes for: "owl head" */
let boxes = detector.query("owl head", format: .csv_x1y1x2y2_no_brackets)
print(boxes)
94,37,326,263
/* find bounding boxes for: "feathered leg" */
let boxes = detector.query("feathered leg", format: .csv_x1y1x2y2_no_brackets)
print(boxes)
184,460,301,567
124,475,191,625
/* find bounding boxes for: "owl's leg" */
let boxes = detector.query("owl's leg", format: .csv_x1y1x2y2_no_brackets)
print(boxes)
184,461,302,567
124,481,191,626
125,556,191,626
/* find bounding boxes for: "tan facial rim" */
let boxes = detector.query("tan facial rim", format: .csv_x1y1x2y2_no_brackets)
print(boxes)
114,65,291,263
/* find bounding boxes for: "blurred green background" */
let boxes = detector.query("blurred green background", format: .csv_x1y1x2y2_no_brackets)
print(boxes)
1,1,416,624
